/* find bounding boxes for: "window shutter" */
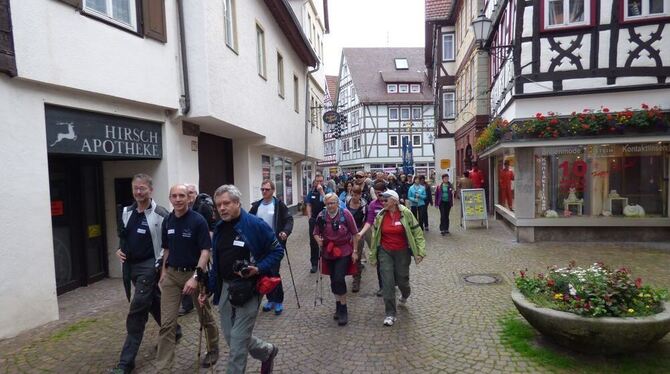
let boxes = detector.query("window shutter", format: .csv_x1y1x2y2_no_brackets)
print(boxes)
58,0,82,8
142,0,167,43
0,0,17,77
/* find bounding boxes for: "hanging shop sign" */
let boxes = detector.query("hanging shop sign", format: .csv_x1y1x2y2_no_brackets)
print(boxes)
322,110,340,124
45,105,162,159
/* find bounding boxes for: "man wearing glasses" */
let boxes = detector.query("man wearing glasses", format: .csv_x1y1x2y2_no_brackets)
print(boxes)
249,180,294,315
306,174,326,273
353,170,375,203
356,181,388,296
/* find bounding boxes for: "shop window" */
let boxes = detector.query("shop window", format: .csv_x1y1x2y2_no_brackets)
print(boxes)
284,160,293,205
495,154,516,211
534,143,669,218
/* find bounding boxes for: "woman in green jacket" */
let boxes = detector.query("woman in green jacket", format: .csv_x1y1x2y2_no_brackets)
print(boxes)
369,190,426,326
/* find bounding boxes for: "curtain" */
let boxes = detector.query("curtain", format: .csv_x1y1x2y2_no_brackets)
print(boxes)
548,0,564,25
569,0,584,23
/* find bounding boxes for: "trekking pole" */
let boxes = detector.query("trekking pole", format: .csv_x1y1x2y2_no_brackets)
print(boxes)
195,294,203,373
282,246,301,308
314,247,323,306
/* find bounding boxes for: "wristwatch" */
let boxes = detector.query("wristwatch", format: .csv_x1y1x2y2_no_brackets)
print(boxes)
192,271,198,279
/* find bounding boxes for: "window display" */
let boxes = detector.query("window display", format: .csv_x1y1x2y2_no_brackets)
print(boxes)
495,153,516,211
535,143,669,218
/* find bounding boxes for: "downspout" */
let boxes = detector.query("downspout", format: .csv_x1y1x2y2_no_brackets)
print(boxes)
303,62,320,180
177,0,191,114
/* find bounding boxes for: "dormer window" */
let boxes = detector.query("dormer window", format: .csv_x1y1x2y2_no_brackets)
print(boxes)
394,58,409,70
623,0,669,21
410,84,421,93
387,84,398,93
399,84,409,93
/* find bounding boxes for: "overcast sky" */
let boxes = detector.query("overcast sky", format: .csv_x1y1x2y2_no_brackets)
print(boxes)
323,0,425,75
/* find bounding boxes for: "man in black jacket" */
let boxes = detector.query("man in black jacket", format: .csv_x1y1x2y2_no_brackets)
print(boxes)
249,179,294,315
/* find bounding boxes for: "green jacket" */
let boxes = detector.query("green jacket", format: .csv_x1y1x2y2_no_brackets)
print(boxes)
369,204,426,265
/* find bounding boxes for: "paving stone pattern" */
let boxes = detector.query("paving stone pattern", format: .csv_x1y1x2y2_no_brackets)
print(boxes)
1,208,669,373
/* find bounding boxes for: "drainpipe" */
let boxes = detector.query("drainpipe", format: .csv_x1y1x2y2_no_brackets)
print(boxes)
177,0,191,115
303,62,320,188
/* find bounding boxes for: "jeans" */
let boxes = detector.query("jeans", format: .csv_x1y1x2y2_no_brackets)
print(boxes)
410,206,426,229
219,282,275,374
118,258,161,370
439,202,452,232
378,247,411,317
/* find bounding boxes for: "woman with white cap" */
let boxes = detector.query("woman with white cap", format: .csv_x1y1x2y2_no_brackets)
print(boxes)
369,189,426,326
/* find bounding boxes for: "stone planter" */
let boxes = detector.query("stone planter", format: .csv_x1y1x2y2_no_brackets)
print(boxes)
511,289,670,354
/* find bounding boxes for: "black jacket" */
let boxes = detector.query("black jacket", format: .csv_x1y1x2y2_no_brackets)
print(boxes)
249,196,294,245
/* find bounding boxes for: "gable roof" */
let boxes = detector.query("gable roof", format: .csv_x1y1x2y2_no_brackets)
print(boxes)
425,0,451,21
325,75,339,104
342,48,433,104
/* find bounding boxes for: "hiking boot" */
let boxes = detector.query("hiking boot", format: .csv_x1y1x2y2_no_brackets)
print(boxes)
260,344,279,374
337,304,348,326
175,324,183,343
352,276,361,293
178,305,193,316
383,316,396,326
310,265,318,273
108,367,130,374
376,289,383,297
274,303,283,315
201,349,219,368
333,301,341,320
262,301,275,312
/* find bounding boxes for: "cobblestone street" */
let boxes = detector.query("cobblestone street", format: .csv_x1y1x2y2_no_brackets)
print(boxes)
2,208,669,373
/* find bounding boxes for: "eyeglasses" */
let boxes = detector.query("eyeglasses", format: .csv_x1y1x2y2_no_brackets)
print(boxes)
133,187,149,192
260,188,272,192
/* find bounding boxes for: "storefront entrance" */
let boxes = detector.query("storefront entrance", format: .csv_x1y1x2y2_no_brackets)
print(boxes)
48,157,107,294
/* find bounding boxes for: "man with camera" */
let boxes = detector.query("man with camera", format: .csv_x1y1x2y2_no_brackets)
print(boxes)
156,185,219,371
111,174,181,374
204,184,284,374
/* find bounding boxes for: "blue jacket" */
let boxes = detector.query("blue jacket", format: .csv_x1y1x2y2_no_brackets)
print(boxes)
209,209,284,305
407,184,427,207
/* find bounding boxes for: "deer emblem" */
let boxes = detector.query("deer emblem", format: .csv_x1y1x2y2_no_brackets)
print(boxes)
50,122,77,147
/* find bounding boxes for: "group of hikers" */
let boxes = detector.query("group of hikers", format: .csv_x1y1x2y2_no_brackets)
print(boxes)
111,166,485,373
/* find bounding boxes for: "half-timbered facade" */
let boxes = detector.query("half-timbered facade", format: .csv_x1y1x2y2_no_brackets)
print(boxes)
336,48,436,176
318,75,339,174
426,0,491,181
481,0,670,242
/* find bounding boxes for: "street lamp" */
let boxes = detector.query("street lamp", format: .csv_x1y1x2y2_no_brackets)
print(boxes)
471,10,492,49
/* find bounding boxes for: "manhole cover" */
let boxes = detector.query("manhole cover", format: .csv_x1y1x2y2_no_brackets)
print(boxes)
462,274,502,285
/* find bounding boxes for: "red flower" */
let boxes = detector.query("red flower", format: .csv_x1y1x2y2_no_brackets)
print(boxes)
642,103,649,109
571,111,577,116
519,270,526,278
635,277,642,288
547,279,556,287
549,118,559,125
582,124,590,129
583,109,590,113
536,112,543,118
603,107,610,113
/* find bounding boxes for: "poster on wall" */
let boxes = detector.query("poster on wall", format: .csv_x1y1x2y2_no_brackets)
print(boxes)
285,160,293,205
262,155,271,181
460,188,488,230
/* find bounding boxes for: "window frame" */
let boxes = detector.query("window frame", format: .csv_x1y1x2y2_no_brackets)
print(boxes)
394,58,409,70
400,107,411,120
442,91,456,119
293,75,299,112
389,134,399,148
223,0,238,51
83,0,138,32
412,107,422,120
412,134,422,147
256,23,267,79
540,0,595,31
343,139,350,153
387,84,398,93
621,0,670,23
410,84,421,93
399,84,409,93
389,107,399,121
277,52,285,98
442,33,455,61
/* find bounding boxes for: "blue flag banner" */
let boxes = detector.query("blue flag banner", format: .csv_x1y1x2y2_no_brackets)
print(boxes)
402,137,414,175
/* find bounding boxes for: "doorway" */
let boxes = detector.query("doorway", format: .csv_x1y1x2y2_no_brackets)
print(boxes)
48,157,107,294
198,132,234,195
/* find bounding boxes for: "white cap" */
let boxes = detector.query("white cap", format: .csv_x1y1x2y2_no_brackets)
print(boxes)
381,190,399,202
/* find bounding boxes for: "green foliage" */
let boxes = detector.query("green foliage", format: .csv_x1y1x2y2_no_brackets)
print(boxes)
515,261,668,318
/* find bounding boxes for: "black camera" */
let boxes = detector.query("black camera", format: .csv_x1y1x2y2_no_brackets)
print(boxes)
232,259,253,277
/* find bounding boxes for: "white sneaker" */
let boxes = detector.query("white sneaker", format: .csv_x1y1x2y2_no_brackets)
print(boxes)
383,316,396,326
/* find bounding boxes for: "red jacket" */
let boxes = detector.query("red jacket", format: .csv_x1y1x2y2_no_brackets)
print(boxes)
470,168,485,188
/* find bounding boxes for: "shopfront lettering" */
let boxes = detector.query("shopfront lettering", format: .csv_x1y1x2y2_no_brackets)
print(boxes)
623,144,669,153
46,105,162,159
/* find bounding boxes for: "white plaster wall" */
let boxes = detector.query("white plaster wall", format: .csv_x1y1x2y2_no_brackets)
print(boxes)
601,0,613,24
541,36,590,72
184,0,318,159
0,76,193,338
434,138,457,179
520,42,533,74
562,77,609,90
523,82,553,94
522,6,534,37
598,30,611,69
618,25,670,67
12,0,182,110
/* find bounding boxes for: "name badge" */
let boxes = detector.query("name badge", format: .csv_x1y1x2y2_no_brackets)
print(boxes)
394,221,402,226
233,240,245,247
167,229,175,234
137,228,147,234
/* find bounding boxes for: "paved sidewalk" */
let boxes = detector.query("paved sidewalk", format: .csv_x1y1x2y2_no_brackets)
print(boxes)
1,208,669,373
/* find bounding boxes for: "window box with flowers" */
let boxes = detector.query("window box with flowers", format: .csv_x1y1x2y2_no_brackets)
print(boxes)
512,261,670,354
